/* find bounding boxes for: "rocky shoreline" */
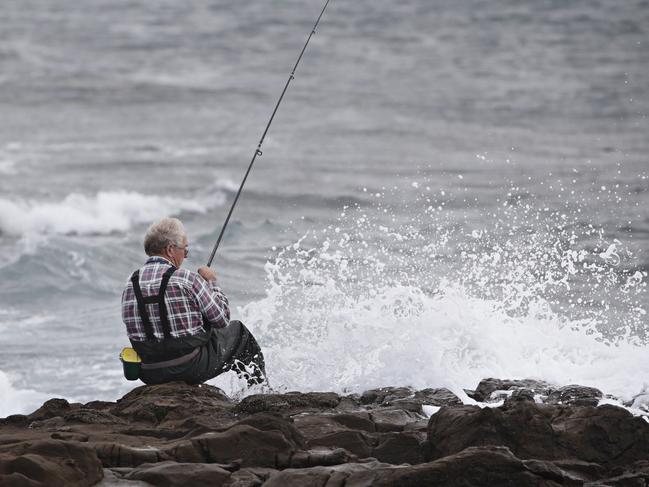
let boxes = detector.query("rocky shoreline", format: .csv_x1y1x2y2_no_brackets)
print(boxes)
1,379,649,486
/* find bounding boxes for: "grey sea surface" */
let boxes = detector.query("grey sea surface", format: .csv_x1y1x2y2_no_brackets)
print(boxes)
0,0,647,413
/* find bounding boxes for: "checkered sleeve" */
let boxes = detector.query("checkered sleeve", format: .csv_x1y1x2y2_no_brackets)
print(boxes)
121,280,139,337
190,274,230,329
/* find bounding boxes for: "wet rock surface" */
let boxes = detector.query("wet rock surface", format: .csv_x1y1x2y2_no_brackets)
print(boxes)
0,380,646,486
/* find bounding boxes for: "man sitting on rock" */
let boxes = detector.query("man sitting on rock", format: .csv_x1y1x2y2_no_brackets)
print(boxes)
121,217,265,386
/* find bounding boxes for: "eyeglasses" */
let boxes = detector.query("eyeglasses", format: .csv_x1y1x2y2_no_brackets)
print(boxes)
174,244,189,258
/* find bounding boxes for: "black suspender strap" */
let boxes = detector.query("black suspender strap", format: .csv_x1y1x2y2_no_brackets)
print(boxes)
157,267,176,340
130,266,177,341
130,270,156,341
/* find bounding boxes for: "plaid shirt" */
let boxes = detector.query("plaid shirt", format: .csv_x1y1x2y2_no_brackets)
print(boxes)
121,256,230,341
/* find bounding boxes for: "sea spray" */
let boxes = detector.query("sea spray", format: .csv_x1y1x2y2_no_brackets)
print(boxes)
0,174,241,241
231,189,648,401
0,191,211,237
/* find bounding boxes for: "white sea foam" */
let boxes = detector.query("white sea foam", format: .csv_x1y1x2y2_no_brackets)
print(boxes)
422,405,441,417
0,191,212,237
242,278,649,403
0,370,50,417
237,202,648,403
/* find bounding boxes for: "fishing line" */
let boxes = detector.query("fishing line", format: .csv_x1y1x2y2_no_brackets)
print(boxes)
207,0,332,267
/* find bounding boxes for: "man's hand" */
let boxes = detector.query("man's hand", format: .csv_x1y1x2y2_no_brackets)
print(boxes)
197,266,217,282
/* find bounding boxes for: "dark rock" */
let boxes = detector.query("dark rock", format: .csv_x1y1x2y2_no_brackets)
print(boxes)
378,400,422,413
429,403,552,460
265,447,580,486
83,401,115,411
361,387,461,413
293,412,376,441
552,460,607,482
233,412,306,449
63,409,127,425
400,447,581,487
29,399,71,421
403,418,430,432
27,399,75,421
93,441,165,467
0,439,103,487
330,412,376,433
96,468,132,487
508,388,537,403
112,382,233,425
1,378,645,486
236,395,291,414
370,408,422,432
289,448,357,468
236,392,341,415
585,470,649,486
121,428,186,440
28,417,67,430
293,414,349,441
263,461,389,487
471,378,554,402
381,388,464,412
306,430,374,459
228,467,277,487
166,424,295,467
373,431,427,465
415,388,463,407
174,416,237,437
428,400,649,468
50,432,89,442
335,395,362,412
523,458,577,483
360,387,413,406
125,461,231,487
0,436,32,447
546,385,603,407
0,415,30,427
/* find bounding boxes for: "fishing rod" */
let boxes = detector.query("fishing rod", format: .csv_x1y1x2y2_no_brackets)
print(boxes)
207,0,332,267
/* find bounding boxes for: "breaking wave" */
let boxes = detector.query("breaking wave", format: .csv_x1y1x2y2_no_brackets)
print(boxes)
243,279,649,402
0,190,223,237
239,196,648,402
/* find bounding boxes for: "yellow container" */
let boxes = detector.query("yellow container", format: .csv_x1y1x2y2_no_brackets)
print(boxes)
119,347,141,381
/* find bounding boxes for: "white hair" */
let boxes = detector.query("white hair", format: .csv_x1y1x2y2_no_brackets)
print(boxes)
143,218,185,256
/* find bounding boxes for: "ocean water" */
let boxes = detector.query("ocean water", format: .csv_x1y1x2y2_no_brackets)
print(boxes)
0,0,647,417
